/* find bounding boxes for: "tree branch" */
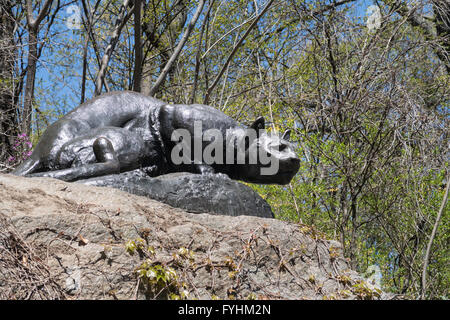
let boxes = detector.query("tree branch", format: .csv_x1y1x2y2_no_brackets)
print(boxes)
94,0,133,96
148,0,205,97
26,0,53,29
421,176,449,299
387,0,450,73
203,0,275,104
132,0,143,92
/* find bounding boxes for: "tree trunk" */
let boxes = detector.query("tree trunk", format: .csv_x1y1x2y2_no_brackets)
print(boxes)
22,0,54,136
80,31,89,104
148,0,205,97
132,0,142,92
0,0,18,167
23,28,37,136
95,0,132,96
141,0,188,96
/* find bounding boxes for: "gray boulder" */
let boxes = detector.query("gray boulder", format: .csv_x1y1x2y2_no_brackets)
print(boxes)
79,171,274,218
0,174,391,300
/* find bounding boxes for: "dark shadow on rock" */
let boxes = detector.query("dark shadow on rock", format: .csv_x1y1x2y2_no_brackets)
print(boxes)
78,171,274,218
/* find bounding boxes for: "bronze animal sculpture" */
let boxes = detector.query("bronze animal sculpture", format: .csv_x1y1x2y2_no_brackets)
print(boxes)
13,91,299,184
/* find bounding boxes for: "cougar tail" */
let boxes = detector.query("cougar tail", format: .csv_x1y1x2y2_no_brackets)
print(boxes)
11,157,42,176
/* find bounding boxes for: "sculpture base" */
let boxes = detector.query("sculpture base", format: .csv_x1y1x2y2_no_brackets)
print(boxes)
77,170,274,219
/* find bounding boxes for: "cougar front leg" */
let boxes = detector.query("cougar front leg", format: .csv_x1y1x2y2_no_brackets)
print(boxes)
30,137,120,182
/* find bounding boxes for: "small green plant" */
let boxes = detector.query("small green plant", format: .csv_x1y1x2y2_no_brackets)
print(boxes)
338,289,352,298
136,259,188,299
125,238,146,255
126,238,188,299
328,246,340,260
298,224,327,240
224,256,237,270
125,238,155,256
246,293,257,300
336,274,353,286
175,246,195,262
351,281,382,300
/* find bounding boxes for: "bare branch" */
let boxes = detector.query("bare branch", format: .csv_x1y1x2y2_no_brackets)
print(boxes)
421,176,449,299
26,0,53,29
95,0,133,96
148,0,206,97
204,0,275,104
132,0,143,92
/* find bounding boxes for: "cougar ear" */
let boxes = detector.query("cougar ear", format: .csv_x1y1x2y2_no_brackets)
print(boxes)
282,129,291,141
250,116,265,131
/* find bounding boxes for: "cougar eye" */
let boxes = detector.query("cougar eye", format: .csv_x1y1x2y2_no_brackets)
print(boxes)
278,144,287,152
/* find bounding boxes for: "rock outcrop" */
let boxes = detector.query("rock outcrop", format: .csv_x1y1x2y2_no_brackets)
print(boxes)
0,174,387,300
